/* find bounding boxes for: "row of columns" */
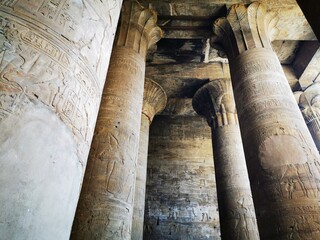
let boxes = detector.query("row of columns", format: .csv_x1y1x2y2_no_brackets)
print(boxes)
1,0,320,239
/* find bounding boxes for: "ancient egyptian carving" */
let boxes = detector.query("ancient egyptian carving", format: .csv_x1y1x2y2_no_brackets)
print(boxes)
213,2,279,58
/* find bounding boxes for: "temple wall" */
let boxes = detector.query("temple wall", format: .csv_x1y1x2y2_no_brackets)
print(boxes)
144,115,221,240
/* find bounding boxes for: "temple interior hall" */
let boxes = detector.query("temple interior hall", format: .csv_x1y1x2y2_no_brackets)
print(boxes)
0,0,319,239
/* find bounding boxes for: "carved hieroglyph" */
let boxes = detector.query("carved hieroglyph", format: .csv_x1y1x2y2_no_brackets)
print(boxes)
143,116,220,239
0,0,122,239
193,79,260,240
71,2,162,239
131,78,167,240
213,2,320,239
297,83,320,151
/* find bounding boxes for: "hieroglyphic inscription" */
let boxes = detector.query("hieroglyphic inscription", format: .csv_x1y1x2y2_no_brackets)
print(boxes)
212,125,259,239
229,48,320,239
234,59,283,79
0,0,123,239
238,97,299,121
38,0,67,20
1,0,122,85
72,40,150,238
108,55,144,79
235,79,290,106
0,8,116,162
20,31,70,67
144,117,220,239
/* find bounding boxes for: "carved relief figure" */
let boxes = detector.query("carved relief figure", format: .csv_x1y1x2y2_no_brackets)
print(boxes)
231,197,253,240
280,164,308,199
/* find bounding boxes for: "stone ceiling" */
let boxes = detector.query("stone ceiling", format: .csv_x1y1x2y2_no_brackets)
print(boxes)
140,0,320,116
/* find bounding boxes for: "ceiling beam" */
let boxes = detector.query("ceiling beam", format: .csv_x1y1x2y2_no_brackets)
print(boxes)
293,41,320,89
296,0,320,40
145,1,316,40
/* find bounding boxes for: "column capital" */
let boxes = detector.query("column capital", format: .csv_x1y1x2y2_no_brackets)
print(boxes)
192,79,237,128
212,2,279,59
298,83,320,122
143,78,167,123
116,1,163,58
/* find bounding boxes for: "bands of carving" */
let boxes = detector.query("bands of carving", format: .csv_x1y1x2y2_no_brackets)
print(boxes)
0,8,113,163
228,43,320,238
71,46,146,239
0,0,122,85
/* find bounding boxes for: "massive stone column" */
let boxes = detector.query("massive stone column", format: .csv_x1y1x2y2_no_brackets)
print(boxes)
213,2,320,239
0,1,122,239
193,79,259,240
71,2,162,239
132,78,167,240
296,83,320,152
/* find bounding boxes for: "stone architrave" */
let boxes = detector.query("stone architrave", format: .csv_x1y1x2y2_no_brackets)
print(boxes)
0,1,122,239
193,79,260,240
132,78,167,240
213,2,320,239
297,83,320,152
71,2,162,239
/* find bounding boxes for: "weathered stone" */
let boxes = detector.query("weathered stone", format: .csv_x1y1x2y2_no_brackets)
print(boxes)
141,0,316,40
293,41,320,89
161,98,197,116
193,79,259,240
146,60,298,99
213,2,320,239
144,115,220,240
296,0,320,40
298,83,320,152
0,1,122,239
0,1,318,239
132,79,167,240
71,2,162,239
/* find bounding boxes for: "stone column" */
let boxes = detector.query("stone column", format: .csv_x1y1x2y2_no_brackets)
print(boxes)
213,2,320,239
132,78,167,240
0,1,122,239
71,2,162,239
193,79,259,240
296,83,320,152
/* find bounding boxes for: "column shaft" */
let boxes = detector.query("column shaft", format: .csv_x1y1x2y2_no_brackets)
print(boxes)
212,124,259,240
132,114,150,240
71,3,162,239
72,47,145,239
0,1,121,239
231,48,320,238
213,3,320,238
131,78,167,240
193,79,259,240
